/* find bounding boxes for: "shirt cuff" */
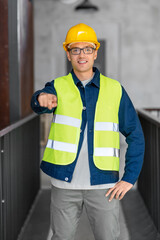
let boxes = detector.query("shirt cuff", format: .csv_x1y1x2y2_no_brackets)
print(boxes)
121,174,137,185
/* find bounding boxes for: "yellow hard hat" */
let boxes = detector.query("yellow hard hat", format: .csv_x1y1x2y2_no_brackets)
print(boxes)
63,23,100,51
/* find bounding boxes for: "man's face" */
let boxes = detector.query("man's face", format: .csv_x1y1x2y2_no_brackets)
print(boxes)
66,42,98,75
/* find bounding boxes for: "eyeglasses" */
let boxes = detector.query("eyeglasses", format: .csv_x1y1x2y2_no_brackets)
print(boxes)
69,47,96,55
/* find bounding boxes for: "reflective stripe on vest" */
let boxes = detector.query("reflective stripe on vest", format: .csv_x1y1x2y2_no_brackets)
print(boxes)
94,148,120,157
42,73,122,170
46,140,77,153
45,114,81,154
53,114,81,128
95,122,119,132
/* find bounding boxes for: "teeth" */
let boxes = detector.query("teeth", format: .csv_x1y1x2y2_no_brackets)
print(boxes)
79,61,87,63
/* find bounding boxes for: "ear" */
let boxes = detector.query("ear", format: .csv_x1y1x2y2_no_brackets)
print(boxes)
94,50,98,60
66,51,71,61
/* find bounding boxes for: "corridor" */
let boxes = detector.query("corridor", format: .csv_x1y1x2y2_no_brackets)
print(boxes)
17,187,160,240
1,1,160,240
17,144,160,240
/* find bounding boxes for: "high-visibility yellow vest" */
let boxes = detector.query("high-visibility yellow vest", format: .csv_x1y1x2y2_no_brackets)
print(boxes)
43,73,122,171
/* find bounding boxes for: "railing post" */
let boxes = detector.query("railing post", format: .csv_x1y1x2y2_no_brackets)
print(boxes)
0,136,5,240
0,137,2,240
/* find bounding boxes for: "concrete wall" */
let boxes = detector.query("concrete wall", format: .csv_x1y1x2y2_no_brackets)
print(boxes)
34,0,160,108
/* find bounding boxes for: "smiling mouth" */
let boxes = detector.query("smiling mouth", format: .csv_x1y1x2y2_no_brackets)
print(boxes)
78,60,88,64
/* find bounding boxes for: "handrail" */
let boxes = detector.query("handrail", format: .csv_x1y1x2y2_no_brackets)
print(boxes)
0,113,38,137
137,108,160,126
0,113,40,240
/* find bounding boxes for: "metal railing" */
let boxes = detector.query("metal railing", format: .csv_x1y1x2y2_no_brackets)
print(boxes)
137,108,160,233
0,114,40,240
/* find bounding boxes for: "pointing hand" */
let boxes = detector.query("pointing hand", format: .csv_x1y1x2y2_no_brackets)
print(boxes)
38,93,57,110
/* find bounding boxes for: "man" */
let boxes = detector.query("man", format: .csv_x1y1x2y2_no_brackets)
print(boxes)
31,23,145,240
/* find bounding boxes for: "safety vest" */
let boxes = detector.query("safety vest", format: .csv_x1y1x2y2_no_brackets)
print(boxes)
43,73,122,171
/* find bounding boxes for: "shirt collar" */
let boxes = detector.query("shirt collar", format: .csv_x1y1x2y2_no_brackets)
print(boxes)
71,67,100,88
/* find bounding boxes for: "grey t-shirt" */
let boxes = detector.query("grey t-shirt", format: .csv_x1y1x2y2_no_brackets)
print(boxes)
51,75,117,189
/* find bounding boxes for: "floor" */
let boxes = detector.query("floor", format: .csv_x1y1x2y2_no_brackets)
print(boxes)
18,142,160,240
18,189,160,240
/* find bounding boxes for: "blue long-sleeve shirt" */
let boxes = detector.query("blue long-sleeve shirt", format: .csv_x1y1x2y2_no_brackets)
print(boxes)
31,67,145,185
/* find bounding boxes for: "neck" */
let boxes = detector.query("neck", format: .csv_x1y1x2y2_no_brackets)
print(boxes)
73,69,94,81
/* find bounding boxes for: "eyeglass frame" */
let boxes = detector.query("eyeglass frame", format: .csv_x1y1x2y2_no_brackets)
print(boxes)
68,47,96,55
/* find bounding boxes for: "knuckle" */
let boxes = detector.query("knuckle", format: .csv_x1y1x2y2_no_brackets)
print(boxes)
40,101,44,106
38,100,42,105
